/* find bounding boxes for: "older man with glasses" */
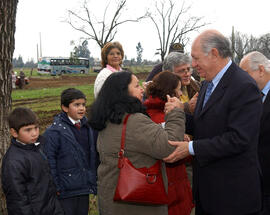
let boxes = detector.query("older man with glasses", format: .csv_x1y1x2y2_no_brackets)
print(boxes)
163,52,201,114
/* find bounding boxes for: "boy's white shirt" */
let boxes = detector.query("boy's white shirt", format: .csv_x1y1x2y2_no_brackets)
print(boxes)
16,139,40,146
68,116,80,124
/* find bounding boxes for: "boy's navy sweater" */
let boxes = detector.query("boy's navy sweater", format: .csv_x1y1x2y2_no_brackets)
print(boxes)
1,136,64,215
44,112,98,199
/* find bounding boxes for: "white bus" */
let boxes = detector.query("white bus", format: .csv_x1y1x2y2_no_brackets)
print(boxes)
37,57,89,75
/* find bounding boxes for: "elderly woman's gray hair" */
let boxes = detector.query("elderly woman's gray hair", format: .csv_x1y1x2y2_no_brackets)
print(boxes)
163,52,191,72
247,51,270,73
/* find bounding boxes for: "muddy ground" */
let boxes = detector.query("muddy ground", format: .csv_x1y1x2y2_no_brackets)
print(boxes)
24,72,149,89
16,72,149,132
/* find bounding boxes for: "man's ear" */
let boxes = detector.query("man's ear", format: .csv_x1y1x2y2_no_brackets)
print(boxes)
61,104,69,113
210,48,219,59
258,65,265,77
10,128,18,138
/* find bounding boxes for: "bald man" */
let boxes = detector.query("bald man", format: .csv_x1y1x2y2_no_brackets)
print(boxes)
164,30,262,215
240,51,270,215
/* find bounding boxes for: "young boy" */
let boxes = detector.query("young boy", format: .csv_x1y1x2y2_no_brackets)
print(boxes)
44,88,98,215
1,107,64,215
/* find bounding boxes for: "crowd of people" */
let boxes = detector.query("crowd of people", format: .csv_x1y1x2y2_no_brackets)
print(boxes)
2,29,270,215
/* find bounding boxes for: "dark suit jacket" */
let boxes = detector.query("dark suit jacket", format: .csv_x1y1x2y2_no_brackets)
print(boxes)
145,63,163,82
258,91,270,195
187,62,262,215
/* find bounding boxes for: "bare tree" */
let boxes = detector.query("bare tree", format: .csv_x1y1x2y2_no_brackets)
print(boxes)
0,0,18,214
148,0,208,61
257,33,270,59
230,30,259,64
66,0,147,49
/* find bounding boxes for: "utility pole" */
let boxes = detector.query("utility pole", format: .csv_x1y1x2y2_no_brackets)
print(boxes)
37,43,39,62
231,26,235,62
39,32,42,57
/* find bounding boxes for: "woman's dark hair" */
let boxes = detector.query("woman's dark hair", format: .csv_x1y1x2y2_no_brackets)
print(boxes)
145,71,181,101
88,71,147,131
101,42,124,68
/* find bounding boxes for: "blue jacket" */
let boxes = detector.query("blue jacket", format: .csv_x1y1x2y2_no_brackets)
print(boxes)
44,112,98,199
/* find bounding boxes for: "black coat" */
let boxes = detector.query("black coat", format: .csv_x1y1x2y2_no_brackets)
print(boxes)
187,62,262,215
258,91,270,194
1,136,64,215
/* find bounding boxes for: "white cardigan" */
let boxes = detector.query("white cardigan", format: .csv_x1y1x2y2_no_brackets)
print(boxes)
94,68,113,98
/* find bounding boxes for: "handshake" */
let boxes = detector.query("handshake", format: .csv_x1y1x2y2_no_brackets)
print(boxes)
164,93,198,114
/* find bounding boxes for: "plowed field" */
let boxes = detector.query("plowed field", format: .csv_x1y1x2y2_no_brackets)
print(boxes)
15,72,149,132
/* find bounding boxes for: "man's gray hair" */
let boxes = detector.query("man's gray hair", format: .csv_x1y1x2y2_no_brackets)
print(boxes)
248,51,270,73
163,52,191,72
200,32,232,58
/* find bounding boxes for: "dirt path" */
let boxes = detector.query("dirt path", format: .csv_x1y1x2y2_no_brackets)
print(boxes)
25,72,149,89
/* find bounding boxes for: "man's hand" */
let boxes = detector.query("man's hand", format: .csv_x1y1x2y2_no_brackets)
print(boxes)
184,134,191,142
163,141,190,163
164,95,184,114
188,92,199,114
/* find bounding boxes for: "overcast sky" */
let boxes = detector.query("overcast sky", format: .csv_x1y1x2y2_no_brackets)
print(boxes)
14,0,270,62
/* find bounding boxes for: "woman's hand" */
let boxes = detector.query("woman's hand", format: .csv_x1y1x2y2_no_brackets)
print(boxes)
164,95,184,114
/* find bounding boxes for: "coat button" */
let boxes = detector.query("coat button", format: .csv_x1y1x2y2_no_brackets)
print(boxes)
69,174,72,176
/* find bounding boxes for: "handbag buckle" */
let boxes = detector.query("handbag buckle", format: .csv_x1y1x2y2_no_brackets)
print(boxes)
118,149,124,158
146,173,157,184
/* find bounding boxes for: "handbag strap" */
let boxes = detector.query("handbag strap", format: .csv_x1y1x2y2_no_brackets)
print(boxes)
118,114,131,159
117,114,161,175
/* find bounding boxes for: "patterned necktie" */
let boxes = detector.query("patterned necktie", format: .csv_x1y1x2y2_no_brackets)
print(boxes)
203,81,214,107
74,122,81,129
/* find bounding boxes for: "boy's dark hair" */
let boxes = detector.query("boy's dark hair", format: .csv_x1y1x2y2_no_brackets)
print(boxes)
88,71,147,131
8,107,39,132
61,88,86,108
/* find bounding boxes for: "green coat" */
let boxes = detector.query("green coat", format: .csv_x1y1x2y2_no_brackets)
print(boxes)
97,108,185,215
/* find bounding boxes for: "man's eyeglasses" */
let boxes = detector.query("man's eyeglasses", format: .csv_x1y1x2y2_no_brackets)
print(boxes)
174,67,193,75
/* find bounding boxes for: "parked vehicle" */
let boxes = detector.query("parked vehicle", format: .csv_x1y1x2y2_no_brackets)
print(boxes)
37,57,89,75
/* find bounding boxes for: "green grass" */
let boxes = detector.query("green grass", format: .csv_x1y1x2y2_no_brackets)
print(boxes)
12,85,94,101
12,85,94,112
12,85,95,133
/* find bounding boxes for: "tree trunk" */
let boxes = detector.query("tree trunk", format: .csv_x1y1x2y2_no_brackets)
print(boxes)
0,0,18,214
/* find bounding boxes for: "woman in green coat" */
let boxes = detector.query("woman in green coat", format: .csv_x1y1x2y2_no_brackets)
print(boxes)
88,71,185,215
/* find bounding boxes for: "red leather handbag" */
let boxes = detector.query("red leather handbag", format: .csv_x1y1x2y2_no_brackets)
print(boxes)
113,114,168,205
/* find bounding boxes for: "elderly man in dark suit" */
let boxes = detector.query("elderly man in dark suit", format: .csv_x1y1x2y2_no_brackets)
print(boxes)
240,51,270,215
164,30,262,215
